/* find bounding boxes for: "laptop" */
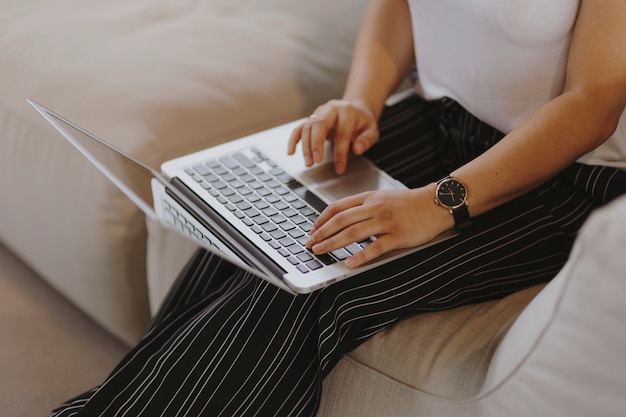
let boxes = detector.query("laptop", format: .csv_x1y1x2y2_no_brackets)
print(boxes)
29,99,457,294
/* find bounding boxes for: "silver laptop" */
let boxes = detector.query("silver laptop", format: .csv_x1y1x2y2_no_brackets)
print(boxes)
29,99,456,294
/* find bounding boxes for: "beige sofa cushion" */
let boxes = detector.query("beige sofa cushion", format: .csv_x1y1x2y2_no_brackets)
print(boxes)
0,0,367,343
479,195,626,416
318,285,543,416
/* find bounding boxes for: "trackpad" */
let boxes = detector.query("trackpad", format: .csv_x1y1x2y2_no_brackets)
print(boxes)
303,157,405,203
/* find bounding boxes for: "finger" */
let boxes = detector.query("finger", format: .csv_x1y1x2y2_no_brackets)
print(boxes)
310,193,367,234
309,111,336,164
299,122,314,167
333,111,357,175
310,217,380,256
307,197,375,251
352,127,378,156
287,124,303,155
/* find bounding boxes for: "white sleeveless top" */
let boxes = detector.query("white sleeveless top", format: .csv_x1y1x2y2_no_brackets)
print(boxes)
407,0,626,168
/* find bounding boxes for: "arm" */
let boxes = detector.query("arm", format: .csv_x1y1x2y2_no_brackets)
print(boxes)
307,0,626,267
452,0,626,218
341,0,416,119
287,0,415,174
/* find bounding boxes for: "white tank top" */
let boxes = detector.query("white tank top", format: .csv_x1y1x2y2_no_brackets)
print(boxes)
407,0,626,168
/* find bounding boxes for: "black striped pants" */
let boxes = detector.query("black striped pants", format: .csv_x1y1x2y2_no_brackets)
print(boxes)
50,95,626,417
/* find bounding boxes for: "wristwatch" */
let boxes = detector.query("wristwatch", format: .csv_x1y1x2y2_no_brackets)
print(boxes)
434,176,471,230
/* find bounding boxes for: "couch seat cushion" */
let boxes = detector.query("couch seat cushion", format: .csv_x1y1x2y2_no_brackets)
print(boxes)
318,284,544,416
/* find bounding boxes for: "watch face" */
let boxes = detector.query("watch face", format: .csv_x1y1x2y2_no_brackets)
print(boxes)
436,178,467,208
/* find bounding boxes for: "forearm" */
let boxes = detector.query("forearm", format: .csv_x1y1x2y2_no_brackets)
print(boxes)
454,0,626,219
452,91,622,218
342,0,415,120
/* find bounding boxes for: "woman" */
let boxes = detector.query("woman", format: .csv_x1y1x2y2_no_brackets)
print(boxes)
51,0,626,416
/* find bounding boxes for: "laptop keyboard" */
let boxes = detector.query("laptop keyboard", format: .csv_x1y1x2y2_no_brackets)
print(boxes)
182,147,370,274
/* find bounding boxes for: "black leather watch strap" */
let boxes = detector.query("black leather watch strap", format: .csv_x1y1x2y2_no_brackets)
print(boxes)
451,204,471,230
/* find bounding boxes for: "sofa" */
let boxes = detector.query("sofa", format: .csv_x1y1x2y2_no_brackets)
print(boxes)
1,1,625,416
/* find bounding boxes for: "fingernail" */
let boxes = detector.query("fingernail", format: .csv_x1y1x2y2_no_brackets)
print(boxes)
335,162,344,174
312,243,324,253
345,257,357,268
354,142,364,154
305,237,315,248
313,151,321,163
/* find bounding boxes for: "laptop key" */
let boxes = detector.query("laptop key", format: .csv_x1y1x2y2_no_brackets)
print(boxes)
288,229,305,239
305,260,323,271
297,252,314,262
258,173,273,182
283,208,298,217
270,230,287,240
278,237,296,247
213,181,227,190
253,216,269,225
266,194,281,204
228,194,244,204
262,223,278,233
220,187,236,197
288,245,306,255
206,159,221,169
331,248,351,261
254,200,270,210
221,172,236,182
244,208,260,218
269,167,285,176
269,241,281,250
291,215,307,225
315,253,337,265
213,165,228,176
276,173,294,184
204,173,220,183
193,164,211,176
219,156,239,169
232,152,257,169
345,242,364,255
236,201,252,211
279,221,296,232
267,179,282,189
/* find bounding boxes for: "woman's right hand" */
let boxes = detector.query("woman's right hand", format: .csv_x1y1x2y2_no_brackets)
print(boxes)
287,99,380,175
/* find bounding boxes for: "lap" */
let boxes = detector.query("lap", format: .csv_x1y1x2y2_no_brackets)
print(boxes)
49,94,626,417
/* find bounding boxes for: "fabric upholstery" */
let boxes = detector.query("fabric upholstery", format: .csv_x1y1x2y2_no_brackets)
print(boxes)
479,195,626,416
0,0,367,343
317,285,543,416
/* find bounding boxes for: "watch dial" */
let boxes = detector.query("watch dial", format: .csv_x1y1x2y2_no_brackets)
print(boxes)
437,179,467,208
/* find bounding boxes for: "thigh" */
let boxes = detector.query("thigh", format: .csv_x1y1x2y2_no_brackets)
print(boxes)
55,254,324,417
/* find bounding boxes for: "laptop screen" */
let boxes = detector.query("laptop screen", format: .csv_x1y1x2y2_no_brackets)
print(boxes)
29,100,161,220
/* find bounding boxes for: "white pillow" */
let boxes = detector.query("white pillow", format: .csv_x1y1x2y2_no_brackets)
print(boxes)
481,195,626,417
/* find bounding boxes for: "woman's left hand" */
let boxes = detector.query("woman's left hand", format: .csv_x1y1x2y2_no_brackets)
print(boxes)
306,186,452,268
